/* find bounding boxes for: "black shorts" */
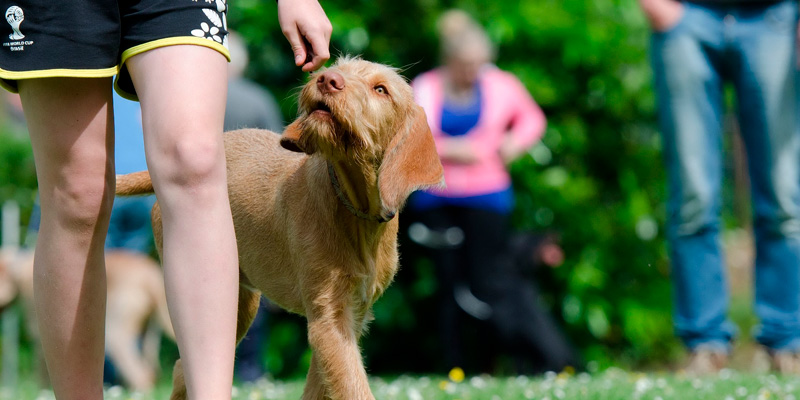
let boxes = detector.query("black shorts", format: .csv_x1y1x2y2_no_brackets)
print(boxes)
0,0,230,100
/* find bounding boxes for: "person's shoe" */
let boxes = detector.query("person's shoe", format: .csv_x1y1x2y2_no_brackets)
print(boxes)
770,351,800,375
684,348,728,376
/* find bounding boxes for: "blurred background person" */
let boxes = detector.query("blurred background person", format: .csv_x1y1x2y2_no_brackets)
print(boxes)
224,32,284,134
407,9,580,373
641,0,800,374
225,31,285,382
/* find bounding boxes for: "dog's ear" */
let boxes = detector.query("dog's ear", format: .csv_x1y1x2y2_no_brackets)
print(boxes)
280,119,316,154
279,120,305,153
378,105,444,220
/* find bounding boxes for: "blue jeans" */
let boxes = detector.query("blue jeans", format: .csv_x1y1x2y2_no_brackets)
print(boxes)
652,0,800,351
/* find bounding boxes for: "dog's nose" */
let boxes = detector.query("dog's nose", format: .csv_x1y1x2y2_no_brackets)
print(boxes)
316,71,345,93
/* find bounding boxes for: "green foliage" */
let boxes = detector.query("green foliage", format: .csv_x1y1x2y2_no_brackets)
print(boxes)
504,0,680,366
0,127,36,245
500,0,682,367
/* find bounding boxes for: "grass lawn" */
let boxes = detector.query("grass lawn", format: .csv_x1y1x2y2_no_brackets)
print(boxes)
3,368,800,400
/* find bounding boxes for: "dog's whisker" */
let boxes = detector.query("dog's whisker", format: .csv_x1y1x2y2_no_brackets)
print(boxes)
397,60,422,77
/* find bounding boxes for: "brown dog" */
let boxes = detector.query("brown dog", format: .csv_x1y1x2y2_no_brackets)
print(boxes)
0,249,174,392
116,57,444,400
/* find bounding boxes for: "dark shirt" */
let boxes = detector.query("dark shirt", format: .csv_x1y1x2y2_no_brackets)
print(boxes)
224,78,283,132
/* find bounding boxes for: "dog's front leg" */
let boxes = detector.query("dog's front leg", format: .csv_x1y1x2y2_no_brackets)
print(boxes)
304,297,374,400
302,354,331,400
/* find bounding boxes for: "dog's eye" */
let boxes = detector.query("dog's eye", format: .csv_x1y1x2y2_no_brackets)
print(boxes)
374,85,388,95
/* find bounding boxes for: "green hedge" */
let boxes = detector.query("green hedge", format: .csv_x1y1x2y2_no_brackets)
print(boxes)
0,125,36,246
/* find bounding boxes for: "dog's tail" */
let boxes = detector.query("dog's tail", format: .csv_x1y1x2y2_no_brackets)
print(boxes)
116,171,154,196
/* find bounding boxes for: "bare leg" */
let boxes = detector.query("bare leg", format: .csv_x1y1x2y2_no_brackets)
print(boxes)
170,285,261,399
18,77,114,400
127,45,238,400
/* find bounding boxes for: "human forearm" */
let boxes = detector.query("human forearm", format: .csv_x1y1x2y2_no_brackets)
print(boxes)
277,0,332,71
438,137,480,164
638,0,685,31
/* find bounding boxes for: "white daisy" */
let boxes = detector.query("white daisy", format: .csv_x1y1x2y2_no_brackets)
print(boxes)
191,22,222,43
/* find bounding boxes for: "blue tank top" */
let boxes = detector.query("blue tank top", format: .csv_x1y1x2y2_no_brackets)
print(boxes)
440,84,482,137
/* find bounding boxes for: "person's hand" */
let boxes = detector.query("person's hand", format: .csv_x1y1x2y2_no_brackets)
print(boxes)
277,0,332,72
441,138,479,164
499,136,524,165
639,0,684,32
539,243,565,268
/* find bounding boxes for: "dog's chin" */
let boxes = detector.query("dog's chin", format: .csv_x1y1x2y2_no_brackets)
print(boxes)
304,112,336,135
298,114,334,149
309,109,334,121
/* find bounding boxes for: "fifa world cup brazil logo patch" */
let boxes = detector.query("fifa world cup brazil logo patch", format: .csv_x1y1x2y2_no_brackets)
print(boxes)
5,6,24,40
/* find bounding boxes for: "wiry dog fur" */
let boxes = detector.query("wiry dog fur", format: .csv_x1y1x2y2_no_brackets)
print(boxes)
116,57,444,400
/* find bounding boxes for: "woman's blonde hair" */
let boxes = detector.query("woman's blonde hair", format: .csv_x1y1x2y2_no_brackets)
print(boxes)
437,9,495,62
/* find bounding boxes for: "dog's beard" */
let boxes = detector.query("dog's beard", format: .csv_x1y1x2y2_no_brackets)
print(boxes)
300,115,374,161
303,113,335,141
302,97,338,137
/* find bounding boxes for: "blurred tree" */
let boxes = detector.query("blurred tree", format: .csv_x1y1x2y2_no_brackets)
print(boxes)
0,128,36,246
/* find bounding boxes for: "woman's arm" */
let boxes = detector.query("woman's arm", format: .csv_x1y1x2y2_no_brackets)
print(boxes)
499,76,547,165
277,0,332,71
638,0,685,32
437,137,481,164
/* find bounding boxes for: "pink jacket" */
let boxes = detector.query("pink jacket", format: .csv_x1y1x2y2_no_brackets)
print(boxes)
412,65,547,197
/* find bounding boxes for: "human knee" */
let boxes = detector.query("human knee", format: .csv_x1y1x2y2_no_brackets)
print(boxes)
754,184,800,237
154,137,226,190
755,212,800,238
47,175,114,231
655,38,713,91
671,190,718,236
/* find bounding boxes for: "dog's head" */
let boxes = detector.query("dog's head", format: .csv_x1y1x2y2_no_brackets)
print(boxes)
281,57,444,219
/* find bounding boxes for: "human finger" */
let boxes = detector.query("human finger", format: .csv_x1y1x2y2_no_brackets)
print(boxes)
301,28,331,72
282,24,308,67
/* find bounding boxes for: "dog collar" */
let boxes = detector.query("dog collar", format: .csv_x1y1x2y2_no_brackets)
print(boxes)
327,163,390,223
